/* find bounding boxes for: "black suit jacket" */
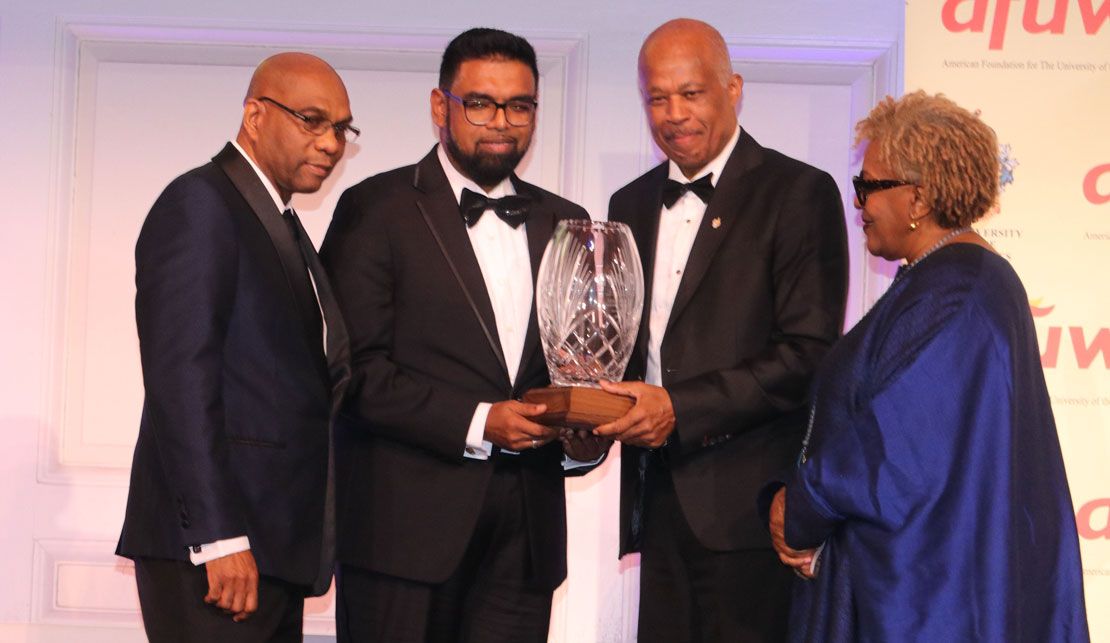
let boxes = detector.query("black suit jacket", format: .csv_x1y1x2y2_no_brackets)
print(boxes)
609,130,848,554
117,144,350,595
319,147,588,590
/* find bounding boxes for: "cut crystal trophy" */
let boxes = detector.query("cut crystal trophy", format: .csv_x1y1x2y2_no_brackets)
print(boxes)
523,220,644,428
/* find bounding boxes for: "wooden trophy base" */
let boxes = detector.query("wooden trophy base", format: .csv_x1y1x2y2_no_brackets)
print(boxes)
522,386,634,429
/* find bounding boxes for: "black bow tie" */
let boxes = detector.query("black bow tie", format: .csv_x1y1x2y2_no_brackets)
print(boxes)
661,173,715,208
459,188,531,228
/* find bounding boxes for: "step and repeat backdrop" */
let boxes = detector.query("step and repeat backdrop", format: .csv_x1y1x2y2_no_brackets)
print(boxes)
907,1,1109,639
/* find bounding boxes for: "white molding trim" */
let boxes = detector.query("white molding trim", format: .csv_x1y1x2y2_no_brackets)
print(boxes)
549,579,570,643
31,537,339,635
32,538,142,627
727,37,902,320
636,35,899,159
38,17,588,486
619,554,640,643
303,582,337,635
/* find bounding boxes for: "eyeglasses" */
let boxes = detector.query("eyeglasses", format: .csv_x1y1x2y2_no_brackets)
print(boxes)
852,175,915,206
259,96,360,142
443,90,537,127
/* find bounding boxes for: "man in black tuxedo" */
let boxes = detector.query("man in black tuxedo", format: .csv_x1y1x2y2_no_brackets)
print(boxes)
116,53,355,642
596,19,849,643
320,27,607,643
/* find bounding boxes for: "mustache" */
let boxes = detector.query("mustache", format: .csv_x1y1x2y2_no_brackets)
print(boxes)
476,136,518,145
663,128,701,139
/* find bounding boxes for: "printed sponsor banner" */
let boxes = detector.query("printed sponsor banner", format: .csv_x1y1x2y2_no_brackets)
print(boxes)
907,0,1109,637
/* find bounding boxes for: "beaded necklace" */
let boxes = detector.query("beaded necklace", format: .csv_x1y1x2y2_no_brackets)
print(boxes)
898,226,974,279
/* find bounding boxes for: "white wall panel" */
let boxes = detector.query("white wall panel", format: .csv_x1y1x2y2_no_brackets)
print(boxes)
734,38,900,327
32,539,140,626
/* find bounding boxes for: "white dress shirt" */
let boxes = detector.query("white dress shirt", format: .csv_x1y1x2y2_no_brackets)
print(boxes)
646,126,741,388
437,147,598,471
437,146,533,460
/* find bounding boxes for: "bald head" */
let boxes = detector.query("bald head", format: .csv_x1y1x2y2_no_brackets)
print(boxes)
637,19,742,178
640,19,733,88
236,52,353,203
244,52,347,105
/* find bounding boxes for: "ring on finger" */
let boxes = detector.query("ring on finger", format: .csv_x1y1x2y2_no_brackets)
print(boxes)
532,439,538,449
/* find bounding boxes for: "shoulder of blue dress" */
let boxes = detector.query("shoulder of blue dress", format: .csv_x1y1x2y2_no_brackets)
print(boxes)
907,243,987,290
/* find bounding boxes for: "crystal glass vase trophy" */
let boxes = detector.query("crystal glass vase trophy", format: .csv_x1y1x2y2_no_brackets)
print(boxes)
523,220,644,428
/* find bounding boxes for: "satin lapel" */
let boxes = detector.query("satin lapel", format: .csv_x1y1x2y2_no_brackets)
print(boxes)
289,214,352,409
212,144,325,376
631,164,667,360
512,176,560,394
413,149,509,380
286,212,348,594
665,133,764,335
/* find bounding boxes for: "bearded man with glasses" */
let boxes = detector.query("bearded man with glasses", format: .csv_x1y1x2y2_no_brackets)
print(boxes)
320,27,608,643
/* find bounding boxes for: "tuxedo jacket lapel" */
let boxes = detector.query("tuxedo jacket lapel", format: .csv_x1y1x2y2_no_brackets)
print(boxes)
666,132,764,336
513,176,561,395
628,164,667,361
213,144,327,381
288,213,352,408
287,212,350,595
412,149,510,384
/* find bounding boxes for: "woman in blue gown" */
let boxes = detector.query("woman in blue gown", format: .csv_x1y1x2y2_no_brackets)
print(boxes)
762,91,1089,642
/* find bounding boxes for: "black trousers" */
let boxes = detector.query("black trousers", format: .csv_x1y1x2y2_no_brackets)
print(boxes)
133,556,305,643
335,459,553,643
637,465,793,643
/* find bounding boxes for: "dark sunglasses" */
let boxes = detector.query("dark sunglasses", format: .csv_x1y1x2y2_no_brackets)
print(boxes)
852,175,915,206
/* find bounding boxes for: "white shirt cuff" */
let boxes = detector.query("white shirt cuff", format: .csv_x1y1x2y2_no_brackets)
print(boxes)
188,535,251,565
563,454,603,471
465,403,494,460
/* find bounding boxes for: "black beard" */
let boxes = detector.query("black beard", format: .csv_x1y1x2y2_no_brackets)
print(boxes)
444,122,527,188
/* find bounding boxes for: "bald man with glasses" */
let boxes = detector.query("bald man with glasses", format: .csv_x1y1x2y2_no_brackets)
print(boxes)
117,52,355,643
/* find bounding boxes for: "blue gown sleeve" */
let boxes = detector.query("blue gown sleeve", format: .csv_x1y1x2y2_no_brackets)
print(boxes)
782,279,986,550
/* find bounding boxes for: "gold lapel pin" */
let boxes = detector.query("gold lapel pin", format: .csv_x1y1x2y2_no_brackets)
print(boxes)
711,217,721,229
